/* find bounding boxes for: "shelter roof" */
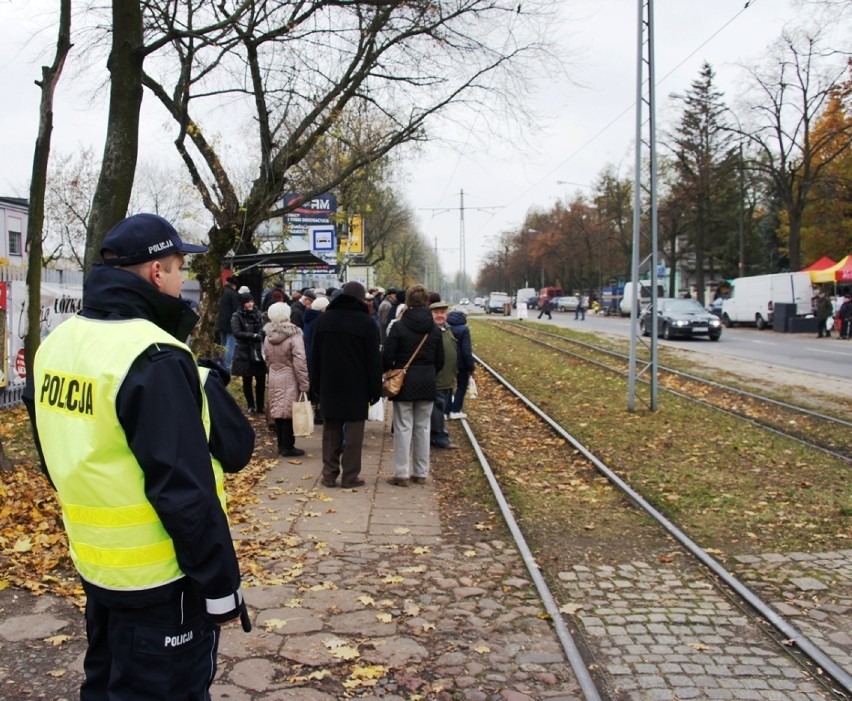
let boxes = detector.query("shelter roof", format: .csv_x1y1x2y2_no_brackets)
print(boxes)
226,250,329,272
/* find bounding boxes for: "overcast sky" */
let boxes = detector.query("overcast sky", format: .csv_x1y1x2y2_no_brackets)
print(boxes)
0,0,846,280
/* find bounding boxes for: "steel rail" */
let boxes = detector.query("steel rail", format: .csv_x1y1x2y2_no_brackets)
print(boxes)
474,353,852,696
459,418,604,701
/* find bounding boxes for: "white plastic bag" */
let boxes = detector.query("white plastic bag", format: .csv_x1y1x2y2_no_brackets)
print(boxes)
467,376,478,400
367,398,385,421
292,392,314,436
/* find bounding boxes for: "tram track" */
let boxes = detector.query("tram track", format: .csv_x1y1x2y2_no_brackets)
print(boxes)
488,319,852,462
459,356,852,700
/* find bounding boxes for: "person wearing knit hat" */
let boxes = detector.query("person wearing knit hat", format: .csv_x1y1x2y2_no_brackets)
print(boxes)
231,293,266,414
312,279,382,488
264,303,310,457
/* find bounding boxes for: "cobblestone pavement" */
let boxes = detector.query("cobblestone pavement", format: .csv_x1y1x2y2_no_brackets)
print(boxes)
0,414,849,700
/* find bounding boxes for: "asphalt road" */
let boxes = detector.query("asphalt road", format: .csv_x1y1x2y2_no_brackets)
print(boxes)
466,305,852,382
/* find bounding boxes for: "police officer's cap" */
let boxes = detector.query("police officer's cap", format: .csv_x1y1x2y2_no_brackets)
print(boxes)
101,213,208,266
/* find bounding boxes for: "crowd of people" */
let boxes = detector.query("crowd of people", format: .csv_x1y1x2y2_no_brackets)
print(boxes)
217,278,476,487
24,211,478,700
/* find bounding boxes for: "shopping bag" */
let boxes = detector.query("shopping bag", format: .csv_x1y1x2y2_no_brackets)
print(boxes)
367,398,385,422
292,392,314,436
467,376,478,400
381,368,406,398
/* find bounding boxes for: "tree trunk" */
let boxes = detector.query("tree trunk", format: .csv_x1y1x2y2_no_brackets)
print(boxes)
84,0,144,274
24,0,72,380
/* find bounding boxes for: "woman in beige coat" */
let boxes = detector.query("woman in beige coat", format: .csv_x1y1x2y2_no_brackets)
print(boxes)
264,302,310,456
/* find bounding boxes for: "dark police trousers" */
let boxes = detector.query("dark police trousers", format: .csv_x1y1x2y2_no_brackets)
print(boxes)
81,580,219,701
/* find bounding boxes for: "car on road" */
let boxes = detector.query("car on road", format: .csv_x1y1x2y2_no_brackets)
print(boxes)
484,292,513,315
473,296,485,307
555,295,580,312
459,297,470,306
639,298,723,341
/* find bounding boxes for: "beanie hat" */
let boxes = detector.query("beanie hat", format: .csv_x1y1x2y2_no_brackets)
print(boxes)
341,281,366,301
312,297,329,312
238,286,251,295
267,302,291,323
238,292,254,305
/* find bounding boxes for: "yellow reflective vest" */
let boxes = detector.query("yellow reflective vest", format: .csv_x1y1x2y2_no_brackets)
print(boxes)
33,316,211,590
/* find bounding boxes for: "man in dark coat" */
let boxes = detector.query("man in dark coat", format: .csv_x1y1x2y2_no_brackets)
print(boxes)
291,288,315,329
216,275,241,370
312,281,383,488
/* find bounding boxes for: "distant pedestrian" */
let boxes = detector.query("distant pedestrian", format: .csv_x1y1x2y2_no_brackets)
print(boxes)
537,295,553,320
574,294,588,321
838,292,852,340
383,285,443,486
430,299,459,449
447,308,475,419
216,275,241,370
378,288,398,345
312,281,383,488
814,290,833,338
264,302,310,457
231,292,267,413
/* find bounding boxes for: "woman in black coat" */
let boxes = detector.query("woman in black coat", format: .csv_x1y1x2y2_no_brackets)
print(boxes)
382,284,443,486
230,293,267,413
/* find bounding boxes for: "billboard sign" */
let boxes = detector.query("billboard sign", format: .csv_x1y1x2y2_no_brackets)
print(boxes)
283,193,337,235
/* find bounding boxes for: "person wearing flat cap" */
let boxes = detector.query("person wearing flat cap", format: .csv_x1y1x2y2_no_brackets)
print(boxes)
24,213,255,700
312,281,383,488
429,298,459,449
290,288,316,329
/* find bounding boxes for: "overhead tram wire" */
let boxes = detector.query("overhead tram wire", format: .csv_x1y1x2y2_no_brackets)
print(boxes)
467,0,760,242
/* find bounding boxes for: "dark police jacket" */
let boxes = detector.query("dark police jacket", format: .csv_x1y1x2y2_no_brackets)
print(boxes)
24,264,254,615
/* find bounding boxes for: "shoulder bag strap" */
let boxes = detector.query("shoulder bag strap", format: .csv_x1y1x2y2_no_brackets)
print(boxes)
402,333,429,371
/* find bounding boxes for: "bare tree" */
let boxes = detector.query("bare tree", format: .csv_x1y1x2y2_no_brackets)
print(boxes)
740,29,851,270
132,0,552,352
23,0,71,390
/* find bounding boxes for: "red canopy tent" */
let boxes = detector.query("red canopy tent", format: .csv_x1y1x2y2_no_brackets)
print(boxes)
800,256,836,272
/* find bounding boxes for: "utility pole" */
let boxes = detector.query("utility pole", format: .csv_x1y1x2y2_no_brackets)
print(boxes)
420,189,502,296
627,0,659,412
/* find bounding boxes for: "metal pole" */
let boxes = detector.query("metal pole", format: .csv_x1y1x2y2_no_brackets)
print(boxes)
738,143,745,275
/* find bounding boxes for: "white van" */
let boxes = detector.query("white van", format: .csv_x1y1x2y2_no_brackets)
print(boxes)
515,287,537,309
620,281,664,316
721,272,813,329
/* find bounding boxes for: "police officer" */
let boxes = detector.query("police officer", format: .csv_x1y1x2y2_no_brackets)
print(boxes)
24,213,255,701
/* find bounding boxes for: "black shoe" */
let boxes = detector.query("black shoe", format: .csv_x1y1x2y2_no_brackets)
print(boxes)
280,448,305,457
247,407,256,414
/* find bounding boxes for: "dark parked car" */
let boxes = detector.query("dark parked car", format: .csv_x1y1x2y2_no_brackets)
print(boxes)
639,298,723,341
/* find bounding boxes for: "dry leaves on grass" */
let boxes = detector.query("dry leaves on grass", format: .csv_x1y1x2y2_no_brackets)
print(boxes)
0,406,277,600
